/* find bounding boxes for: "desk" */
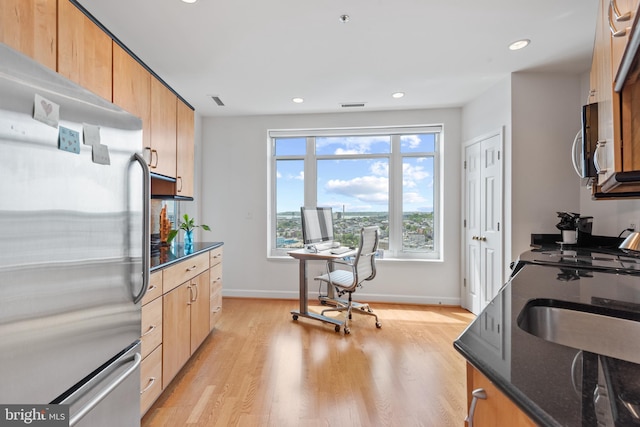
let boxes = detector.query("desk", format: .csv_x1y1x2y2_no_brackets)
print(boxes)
288,248,357,331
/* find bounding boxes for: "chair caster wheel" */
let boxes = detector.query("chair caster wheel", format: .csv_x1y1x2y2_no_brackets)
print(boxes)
344,327,351,334
292,314,298,321
376,322,382,328
334,325,341,332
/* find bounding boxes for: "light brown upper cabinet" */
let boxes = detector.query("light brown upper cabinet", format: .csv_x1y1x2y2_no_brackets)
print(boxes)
0,0,57,70
112,42,151,150
176,100,195,197
150,78,178,179
591,0,640,194
57,0,112,101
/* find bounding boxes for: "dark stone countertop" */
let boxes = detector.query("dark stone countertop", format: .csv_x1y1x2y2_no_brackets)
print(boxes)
150,241,223,271
454,254,640,426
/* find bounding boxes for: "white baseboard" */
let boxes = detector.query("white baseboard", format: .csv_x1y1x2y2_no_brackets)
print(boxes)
221,289,461,306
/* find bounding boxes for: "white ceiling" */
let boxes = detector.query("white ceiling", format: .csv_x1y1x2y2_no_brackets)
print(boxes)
76,0,599,117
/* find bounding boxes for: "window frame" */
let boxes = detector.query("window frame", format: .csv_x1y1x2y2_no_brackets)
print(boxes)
268,125,442,260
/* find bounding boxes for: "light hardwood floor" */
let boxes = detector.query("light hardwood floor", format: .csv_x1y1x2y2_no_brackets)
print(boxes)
142,298,475,427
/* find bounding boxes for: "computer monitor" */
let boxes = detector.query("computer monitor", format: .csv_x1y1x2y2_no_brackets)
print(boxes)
300,207,334,245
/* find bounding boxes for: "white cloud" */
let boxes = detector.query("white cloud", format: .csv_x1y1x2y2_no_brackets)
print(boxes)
325,176,388,203
370,161,388,177
317,136,390,155
400,135,421,149
402,162,431,188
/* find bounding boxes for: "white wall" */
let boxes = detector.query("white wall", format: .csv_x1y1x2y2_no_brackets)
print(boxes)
462,73,584,272
200,108,465,305
462,77,512,278
510,73,582,260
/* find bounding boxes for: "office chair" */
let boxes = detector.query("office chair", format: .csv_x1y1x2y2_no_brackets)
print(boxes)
315,226,381,334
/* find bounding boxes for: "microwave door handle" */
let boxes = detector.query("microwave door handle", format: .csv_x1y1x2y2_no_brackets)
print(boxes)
571,130,583,177
594,140,607,175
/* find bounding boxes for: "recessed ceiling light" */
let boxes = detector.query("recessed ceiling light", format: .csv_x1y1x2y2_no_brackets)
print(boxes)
339,14,350,23
181,0,197,3
392,92,405,99
292,97,304,104
509,39,530,51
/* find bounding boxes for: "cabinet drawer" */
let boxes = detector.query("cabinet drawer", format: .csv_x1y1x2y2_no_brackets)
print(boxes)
163,252,209,293
140,344,163,416
210,246,223,267
210,285,222,330
141,296,162,359
142,270,163,306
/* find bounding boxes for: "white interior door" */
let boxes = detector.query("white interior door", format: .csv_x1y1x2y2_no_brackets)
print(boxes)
464,142,481,314
463,132,503,315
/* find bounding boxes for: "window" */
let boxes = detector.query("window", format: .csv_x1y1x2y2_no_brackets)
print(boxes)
269,126,441,259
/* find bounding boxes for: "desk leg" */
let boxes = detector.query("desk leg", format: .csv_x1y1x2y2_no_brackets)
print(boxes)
299,258,307,313
291,258,343,331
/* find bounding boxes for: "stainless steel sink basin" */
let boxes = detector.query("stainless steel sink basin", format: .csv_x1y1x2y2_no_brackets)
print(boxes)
517,299,640,364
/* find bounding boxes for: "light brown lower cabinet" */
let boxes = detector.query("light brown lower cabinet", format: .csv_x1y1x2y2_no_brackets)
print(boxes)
466,362,536,427
162,270,210,388
141,245,223,417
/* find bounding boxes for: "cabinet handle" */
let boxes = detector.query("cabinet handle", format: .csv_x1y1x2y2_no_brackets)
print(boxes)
611,0,632,22
465,388,487,427
140,377,156,394
212,306,222,313
141,324,157,337
188,283,198,302
609,1,629,37
150,149,159,168
146,284,157,295
186,265,198,272
177,176,183,192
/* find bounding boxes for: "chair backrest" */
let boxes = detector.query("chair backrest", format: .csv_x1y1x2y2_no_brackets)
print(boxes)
354,226,379,284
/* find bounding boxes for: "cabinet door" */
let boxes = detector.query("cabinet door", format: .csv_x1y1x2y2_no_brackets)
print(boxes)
141,296,162,359
466,363,536,427
611,0,638,80
57,0,112,100
150,78,177,178
0,0,56,70
190,271,210,353
140,344,162,416
176,99,195,197
113,42,151,151
162,282,191,388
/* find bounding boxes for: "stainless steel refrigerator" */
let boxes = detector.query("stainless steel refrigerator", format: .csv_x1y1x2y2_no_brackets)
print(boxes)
0,43,149,426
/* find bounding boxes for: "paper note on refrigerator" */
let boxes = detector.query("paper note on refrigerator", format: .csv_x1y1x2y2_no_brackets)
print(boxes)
33,94,60,128
83,123,101,146
58,126,80,154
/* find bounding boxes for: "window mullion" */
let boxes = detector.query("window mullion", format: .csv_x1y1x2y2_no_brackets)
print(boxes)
305,137,317,206
390,135,402,256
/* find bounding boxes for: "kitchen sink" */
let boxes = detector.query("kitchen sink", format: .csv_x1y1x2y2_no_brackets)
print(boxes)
517,299,640,364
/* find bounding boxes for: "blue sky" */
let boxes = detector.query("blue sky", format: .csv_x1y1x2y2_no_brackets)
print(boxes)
276,134,435,213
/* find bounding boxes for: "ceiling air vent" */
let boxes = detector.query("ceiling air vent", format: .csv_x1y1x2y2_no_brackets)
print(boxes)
209,95,225,106
341,102,366,108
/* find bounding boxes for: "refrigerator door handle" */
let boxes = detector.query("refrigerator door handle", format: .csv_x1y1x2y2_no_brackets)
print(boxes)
132,152,150,304
69,352,142,427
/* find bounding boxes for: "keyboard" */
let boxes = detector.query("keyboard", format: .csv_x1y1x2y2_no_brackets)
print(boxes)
330,247,352,255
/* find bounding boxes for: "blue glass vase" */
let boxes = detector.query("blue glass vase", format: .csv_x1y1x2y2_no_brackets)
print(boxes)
184,229,194,254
